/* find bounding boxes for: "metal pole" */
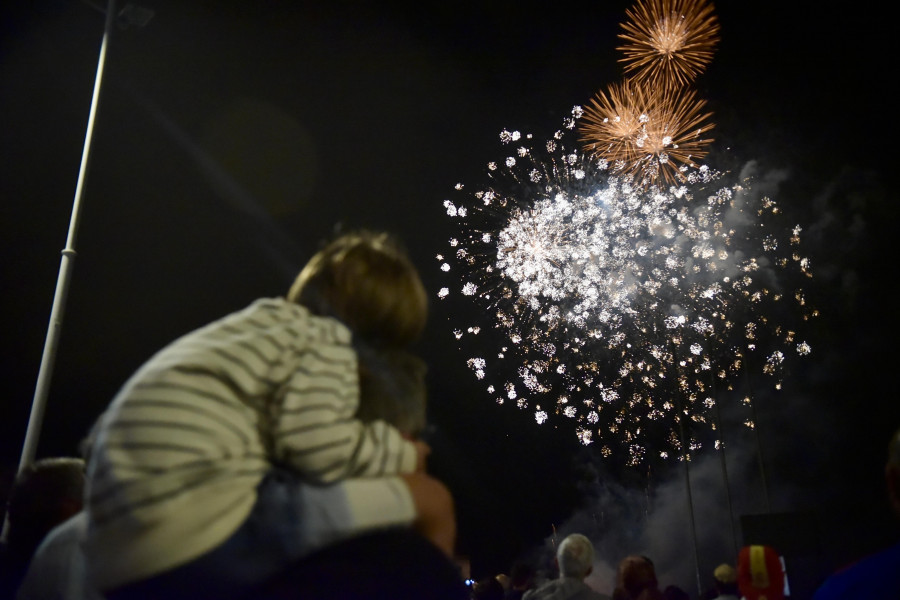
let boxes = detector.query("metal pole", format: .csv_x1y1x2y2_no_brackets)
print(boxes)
2,0,117,542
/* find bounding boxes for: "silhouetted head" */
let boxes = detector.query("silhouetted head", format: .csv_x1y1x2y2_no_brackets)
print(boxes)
355,346,427,436
615,555,659,600
510,561,536,591
557,533,595,579
712,563,739,596
495,573,510,591
472,576,505,600
5,458,85,561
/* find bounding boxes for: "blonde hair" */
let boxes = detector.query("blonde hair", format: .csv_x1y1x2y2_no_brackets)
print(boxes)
288,231,427,347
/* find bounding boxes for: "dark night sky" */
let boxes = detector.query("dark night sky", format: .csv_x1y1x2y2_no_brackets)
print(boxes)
1,0,898,594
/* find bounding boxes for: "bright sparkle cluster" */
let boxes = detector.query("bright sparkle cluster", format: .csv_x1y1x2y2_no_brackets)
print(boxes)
579,0,719,189
617,0,721,88
438,117,816,465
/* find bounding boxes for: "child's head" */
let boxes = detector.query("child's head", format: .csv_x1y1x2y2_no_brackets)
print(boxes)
288,230,427,347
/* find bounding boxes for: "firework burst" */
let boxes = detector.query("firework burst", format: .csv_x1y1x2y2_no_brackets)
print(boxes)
617,0,721,89
578,80,714,187
438,115,814,465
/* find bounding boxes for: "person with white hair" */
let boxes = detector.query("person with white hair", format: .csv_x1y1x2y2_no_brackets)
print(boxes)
524,533,610,600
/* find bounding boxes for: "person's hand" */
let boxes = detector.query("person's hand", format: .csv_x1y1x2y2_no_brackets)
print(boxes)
401,472,456,557
413,440,431,472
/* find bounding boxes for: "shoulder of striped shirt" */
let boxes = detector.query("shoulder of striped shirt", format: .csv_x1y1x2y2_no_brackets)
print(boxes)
246,299,350,339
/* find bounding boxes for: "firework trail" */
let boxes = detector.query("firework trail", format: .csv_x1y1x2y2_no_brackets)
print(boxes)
617,0,721,89
438,115,815,465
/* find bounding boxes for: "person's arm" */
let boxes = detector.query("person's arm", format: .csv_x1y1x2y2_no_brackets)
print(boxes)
294,476,418,551
273,342,417,483
297,472,456,558
400,472,456,557
278,415,418,483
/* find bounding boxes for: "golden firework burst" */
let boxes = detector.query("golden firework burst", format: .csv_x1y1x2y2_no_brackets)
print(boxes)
579,79,715,186
617,0,720,89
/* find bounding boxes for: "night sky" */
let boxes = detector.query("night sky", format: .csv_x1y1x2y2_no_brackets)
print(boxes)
1,0,897,595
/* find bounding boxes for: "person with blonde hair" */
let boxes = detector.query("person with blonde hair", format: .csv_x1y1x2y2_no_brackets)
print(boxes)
83,230,456,600
708,563,739,600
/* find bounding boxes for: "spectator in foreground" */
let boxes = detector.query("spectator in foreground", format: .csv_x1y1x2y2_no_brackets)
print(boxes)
813,425,900,599
523,533,609,600
17,347,440,600
15,425,100,600
82,230,457,600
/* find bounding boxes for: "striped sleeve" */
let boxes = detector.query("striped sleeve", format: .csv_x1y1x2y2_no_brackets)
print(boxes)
274,317,417,483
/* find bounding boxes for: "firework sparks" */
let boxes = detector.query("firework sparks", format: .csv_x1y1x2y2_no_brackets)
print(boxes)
578,79,714,187
439,115,815,464
617,0,721,89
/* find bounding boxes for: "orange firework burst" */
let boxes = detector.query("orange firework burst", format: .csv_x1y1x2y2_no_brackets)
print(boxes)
617,0,720,89
579,79,715,186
